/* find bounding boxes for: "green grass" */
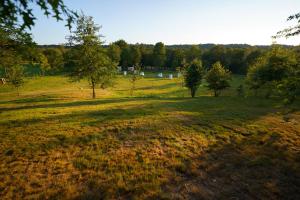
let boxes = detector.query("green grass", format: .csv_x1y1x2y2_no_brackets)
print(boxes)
0,74,299,199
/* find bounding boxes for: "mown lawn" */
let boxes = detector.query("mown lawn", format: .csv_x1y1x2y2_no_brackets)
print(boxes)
0,74,299,199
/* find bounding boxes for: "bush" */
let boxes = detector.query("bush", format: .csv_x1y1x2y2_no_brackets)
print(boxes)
184,59,204,97
206,61,231,97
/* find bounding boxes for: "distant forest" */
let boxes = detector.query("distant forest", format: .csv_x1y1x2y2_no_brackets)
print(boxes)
37,42,297,75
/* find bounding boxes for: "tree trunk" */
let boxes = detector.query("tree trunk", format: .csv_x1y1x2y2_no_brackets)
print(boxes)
214,90,219,97
91,80,96,99
92,85,96,98
191,88,196,98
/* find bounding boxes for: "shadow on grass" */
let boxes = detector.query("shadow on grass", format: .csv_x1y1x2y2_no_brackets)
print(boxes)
1,95,299,199
1,96,280,125
0,97,141,112
137,82,179,90
1,96,288,154
0,95,59,105
163,131,300,200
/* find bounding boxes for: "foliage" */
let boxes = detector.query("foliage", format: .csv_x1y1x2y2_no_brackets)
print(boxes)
153,42,166,68
275,12,300,38
246,46,298,99
67,14,117,98
236,84,245,97
206,61,231,97
0,25,36,71
107,43,121,64
43,48,64,72
202,45,228,69
130,45,141,66
170,49,185,69
63,48,77,72
186,45,201,62
129,65,141,96
6,65,25,94
114,40,130,68
184,59,204,97
114,39,128,49
0,0,78,29
37,52,50,75
277,74,300,104
0,24,36,94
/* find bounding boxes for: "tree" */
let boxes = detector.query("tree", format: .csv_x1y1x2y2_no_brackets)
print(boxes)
114,39,128,49
114,39,130,68
184,59,204,98
120,46,131,68
6,65,25,95
0,25,35,72
37,52,50,75
130,45,141,67
68,14,117,99
226,48,247,74
153,42,166,68
0,25,36,94
63,48,77,72
275,12,300,38
107,43,121,64
202,45,228,68
246,46,298,100
277,73,300,104
0,0,78,30
170,49,185,69
244,48,263,72
206,61,231,97
186,45,201,62
129,65,141,96
43,48,64,73
140,45,153,67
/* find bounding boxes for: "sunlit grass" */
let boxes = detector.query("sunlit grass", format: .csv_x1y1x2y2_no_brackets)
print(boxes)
0,74,299,199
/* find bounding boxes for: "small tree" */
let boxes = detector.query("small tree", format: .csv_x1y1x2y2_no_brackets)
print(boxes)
6,65,25,95
129,65,141,96
206,61,231,97
184,59,204,98
67,14,117,99
37,52,50,76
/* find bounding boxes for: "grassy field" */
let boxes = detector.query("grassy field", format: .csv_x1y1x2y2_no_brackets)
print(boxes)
0,74,299,199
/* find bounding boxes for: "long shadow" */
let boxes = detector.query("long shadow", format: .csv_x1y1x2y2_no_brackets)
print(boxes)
1,96,289,153
137,82,179,90
162,131,300,200
0,97,143,112
0,95,59,105
0,96,277,123
1,96,287,128
2,96,299,199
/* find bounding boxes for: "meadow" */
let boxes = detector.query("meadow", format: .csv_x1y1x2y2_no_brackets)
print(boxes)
0,74,299,199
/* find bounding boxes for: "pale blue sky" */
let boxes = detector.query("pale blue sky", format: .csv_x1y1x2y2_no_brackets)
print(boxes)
30,0,300,45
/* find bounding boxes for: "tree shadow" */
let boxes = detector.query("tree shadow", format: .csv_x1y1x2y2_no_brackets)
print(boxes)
2,95,299,199
0,97,142,112
137,82,179,90
162,130,300,200
0,95,59,105
2,96,291,158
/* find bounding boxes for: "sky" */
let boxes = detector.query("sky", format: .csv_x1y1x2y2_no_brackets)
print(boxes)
30,0,300,45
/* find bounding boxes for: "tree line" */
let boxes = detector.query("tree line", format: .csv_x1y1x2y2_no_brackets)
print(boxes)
31,40,298,78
